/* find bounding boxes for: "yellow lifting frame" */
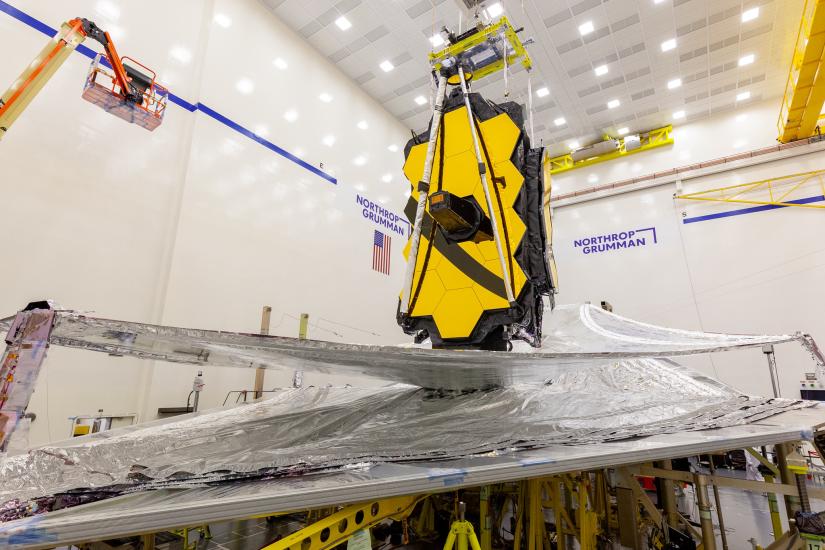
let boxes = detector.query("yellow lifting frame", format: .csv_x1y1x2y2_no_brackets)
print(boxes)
429,17,532,82
778,0,825,143
674,168,825,210
546,125,674,175
261,494,426,550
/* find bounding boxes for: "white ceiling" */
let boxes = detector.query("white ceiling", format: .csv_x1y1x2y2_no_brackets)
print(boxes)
261,0,802,156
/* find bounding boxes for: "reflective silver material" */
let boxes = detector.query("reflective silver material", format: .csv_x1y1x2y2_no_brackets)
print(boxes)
0,304,819,390
0,358,811,520
4,406,825,550
0,303,820,526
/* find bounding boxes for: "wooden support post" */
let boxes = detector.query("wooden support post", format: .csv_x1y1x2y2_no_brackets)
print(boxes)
253,306,271,399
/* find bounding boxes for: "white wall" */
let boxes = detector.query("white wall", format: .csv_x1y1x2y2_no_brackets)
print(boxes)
552,105,825,398
0,0,410,446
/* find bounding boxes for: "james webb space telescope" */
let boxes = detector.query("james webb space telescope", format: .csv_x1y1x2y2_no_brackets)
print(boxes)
397,17,558,350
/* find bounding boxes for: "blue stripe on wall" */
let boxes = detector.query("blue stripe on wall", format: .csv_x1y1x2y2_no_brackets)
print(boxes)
683,194,825,224
0,0,336,184
198,103,337,184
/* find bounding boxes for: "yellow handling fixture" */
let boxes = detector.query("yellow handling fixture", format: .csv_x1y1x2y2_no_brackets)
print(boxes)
443,502,482,550
546,125,674,175
261,495,426,550
778,0,825,142
429,17,532,83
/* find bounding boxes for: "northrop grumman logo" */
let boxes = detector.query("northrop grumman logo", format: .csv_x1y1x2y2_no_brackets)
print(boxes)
356,194,409,237
574,227,658,255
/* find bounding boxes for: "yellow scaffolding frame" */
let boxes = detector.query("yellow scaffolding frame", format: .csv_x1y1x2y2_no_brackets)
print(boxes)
674,168,825,210
546,126,673,175
778,0,825,143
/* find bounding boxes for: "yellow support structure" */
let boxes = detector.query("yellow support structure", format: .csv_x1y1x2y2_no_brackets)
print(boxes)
778,0,825,143
261,495,425,550
429,17,531,83
674,168,825,210
546,126,673,175
443,501,482,550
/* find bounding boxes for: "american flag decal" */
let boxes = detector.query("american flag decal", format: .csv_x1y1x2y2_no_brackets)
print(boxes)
373,230,391,275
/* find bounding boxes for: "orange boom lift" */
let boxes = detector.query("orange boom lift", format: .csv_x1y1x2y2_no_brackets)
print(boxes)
0,17,167,140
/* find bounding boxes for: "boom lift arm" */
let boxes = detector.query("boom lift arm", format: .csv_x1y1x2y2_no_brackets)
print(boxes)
73,18,143,105
0,16,166,140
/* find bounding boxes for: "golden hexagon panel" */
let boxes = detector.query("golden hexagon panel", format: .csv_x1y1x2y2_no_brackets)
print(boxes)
401,106,528,340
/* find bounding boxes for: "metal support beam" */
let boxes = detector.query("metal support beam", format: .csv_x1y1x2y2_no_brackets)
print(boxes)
764,344,782,398
253,306,272,399
708,461,729,550
617,468,703,543
777,443,803,518
546,125,673,174
656,460,680,530
638,465,825,499
262,495,425,550
546,478,566,550
293,313,308,388
526,478,546,550
693,474,717,550
747,447,780,476
763,473,785,541
479,485,491,550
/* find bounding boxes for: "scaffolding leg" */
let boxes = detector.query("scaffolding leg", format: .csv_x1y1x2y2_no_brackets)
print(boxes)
776,443,802,518
693,474,717,550
548,479,566,550
709,461,729,550
657,460,680,530
763,474,784,541
479,485,492,550
527,478,546,550
400,73,449,315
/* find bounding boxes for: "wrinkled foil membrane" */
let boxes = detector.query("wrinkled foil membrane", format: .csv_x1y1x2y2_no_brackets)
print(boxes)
0,303,821,522
0,304,821,390
0,359,811,521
